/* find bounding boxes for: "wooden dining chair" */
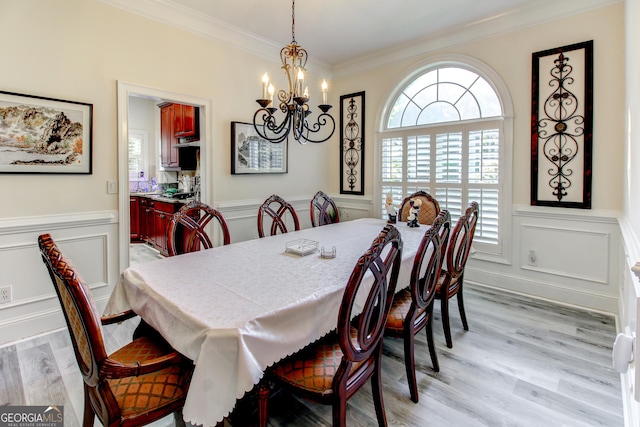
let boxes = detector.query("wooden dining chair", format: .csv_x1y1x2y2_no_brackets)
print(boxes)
167,200,230,256
436,201,479,348
399,190,440,225
38,233,194,427
384,210,450,403
257,194,301,237
310,190,340,227
257,224,403,427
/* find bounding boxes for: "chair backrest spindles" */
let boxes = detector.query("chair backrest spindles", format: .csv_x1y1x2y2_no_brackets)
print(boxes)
167,201,230,256
412,210,451,311
310,191,340,227
258,194,301,237
338,224,402,363
446,201,479,279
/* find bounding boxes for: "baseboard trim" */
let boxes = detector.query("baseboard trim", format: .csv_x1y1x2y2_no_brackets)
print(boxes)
467,268,618,313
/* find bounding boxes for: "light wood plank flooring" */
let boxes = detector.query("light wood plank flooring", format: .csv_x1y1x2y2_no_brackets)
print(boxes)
0,285,622,426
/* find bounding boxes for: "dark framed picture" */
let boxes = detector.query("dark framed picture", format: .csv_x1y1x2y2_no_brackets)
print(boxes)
531,40,593,208
0,90,93,174
231,121,287,174
340,91,365,195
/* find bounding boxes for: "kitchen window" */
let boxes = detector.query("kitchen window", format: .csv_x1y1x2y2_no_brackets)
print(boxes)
379,61,513,259
128,129,149,184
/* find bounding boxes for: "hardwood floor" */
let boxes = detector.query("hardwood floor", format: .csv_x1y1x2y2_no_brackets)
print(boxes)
0,285,622,427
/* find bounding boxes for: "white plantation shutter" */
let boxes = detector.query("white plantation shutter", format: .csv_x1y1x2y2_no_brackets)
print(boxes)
128,130,148,182
380,66,505,254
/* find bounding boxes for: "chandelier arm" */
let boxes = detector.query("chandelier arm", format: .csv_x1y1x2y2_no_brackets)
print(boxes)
253,108,291,144
299,112,336,144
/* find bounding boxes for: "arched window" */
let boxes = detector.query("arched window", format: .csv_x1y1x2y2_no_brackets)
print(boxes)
379,59,512,258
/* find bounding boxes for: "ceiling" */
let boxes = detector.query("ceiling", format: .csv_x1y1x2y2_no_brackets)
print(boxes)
102,0,618,70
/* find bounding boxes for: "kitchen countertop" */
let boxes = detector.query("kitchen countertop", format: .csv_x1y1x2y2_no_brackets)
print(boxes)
130,192,195,204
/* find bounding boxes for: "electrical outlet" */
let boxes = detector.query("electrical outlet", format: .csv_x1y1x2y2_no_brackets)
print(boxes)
0,286,11,304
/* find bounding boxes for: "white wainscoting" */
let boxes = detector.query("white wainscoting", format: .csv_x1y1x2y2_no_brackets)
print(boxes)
466,205,621,313
214,193,374,244
0,211,119,346
618,218,640,426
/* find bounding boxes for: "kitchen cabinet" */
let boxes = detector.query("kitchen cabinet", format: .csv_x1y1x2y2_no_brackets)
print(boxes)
130,195,191,256
139,197,152,242
130,196,139,240
173,104,197,137
160,104,179,168
159,102,199,170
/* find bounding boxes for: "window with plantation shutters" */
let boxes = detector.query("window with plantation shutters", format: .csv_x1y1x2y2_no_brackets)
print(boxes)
128,129,148,182
380,65,506,255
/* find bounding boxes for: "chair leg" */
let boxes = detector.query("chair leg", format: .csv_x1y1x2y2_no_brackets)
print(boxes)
370,359,388,427
403,328,419,403
332,399,348,427
82,386,95,427
257,380,270,427
425,316,440,373
441,296,453,349
174,409,186,427
457,283,469,331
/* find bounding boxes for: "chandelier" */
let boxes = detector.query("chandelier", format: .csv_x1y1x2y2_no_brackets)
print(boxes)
253,0,335,144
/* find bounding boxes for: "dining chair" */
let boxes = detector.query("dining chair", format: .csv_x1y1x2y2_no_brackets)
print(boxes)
167,200,230,256
38,233,194,427
257,194,301,237
398,190,440,225
436,201,479,348
384,210,450,403
310,190,340,227
257,224,403,427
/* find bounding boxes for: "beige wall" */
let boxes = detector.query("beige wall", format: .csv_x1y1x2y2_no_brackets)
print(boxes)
0,1,624,218
0,0,335,221
330,4,624,211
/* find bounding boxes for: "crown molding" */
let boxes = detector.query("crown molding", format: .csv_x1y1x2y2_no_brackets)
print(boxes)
333,0,621,77
98,0,619,78
96,0,332,74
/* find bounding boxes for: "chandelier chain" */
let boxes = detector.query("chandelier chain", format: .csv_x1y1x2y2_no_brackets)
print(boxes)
291,0,296,42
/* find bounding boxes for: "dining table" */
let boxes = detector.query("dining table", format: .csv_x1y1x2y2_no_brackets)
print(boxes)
104,217,428,426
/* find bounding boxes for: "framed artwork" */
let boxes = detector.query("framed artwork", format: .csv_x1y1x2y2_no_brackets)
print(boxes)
231,121,287,174
531,40,593,208
340,91,365,195
0,90,92,174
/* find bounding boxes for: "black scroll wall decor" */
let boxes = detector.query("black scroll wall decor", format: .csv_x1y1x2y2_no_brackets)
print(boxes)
340,91,365,195
531,40,593,208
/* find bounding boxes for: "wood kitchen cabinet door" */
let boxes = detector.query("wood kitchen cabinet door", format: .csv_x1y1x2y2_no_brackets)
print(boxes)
174,104,197,137
160,104,179,168
130,196,140,241
139,197,151,242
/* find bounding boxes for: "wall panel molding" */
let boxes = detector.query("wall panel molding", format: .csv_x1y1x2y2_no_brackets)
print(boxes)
520,223,609,284
0,212,119,347
0,211,117,235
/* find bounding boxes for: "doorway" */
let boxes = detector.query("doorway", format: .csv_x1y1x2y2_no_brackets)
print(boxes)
117,81,212,272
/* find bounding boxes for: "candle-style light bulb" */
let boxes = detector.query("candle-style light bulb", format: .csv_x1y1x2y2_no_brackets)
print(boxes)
303,87,309,99
262,73,269,99
268,83,274,103
297,69,304,96
321,80,328,105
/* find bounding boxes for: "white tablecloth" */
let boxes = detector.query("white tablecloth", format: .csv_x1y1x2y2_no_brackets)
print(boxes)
104,218,426,426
